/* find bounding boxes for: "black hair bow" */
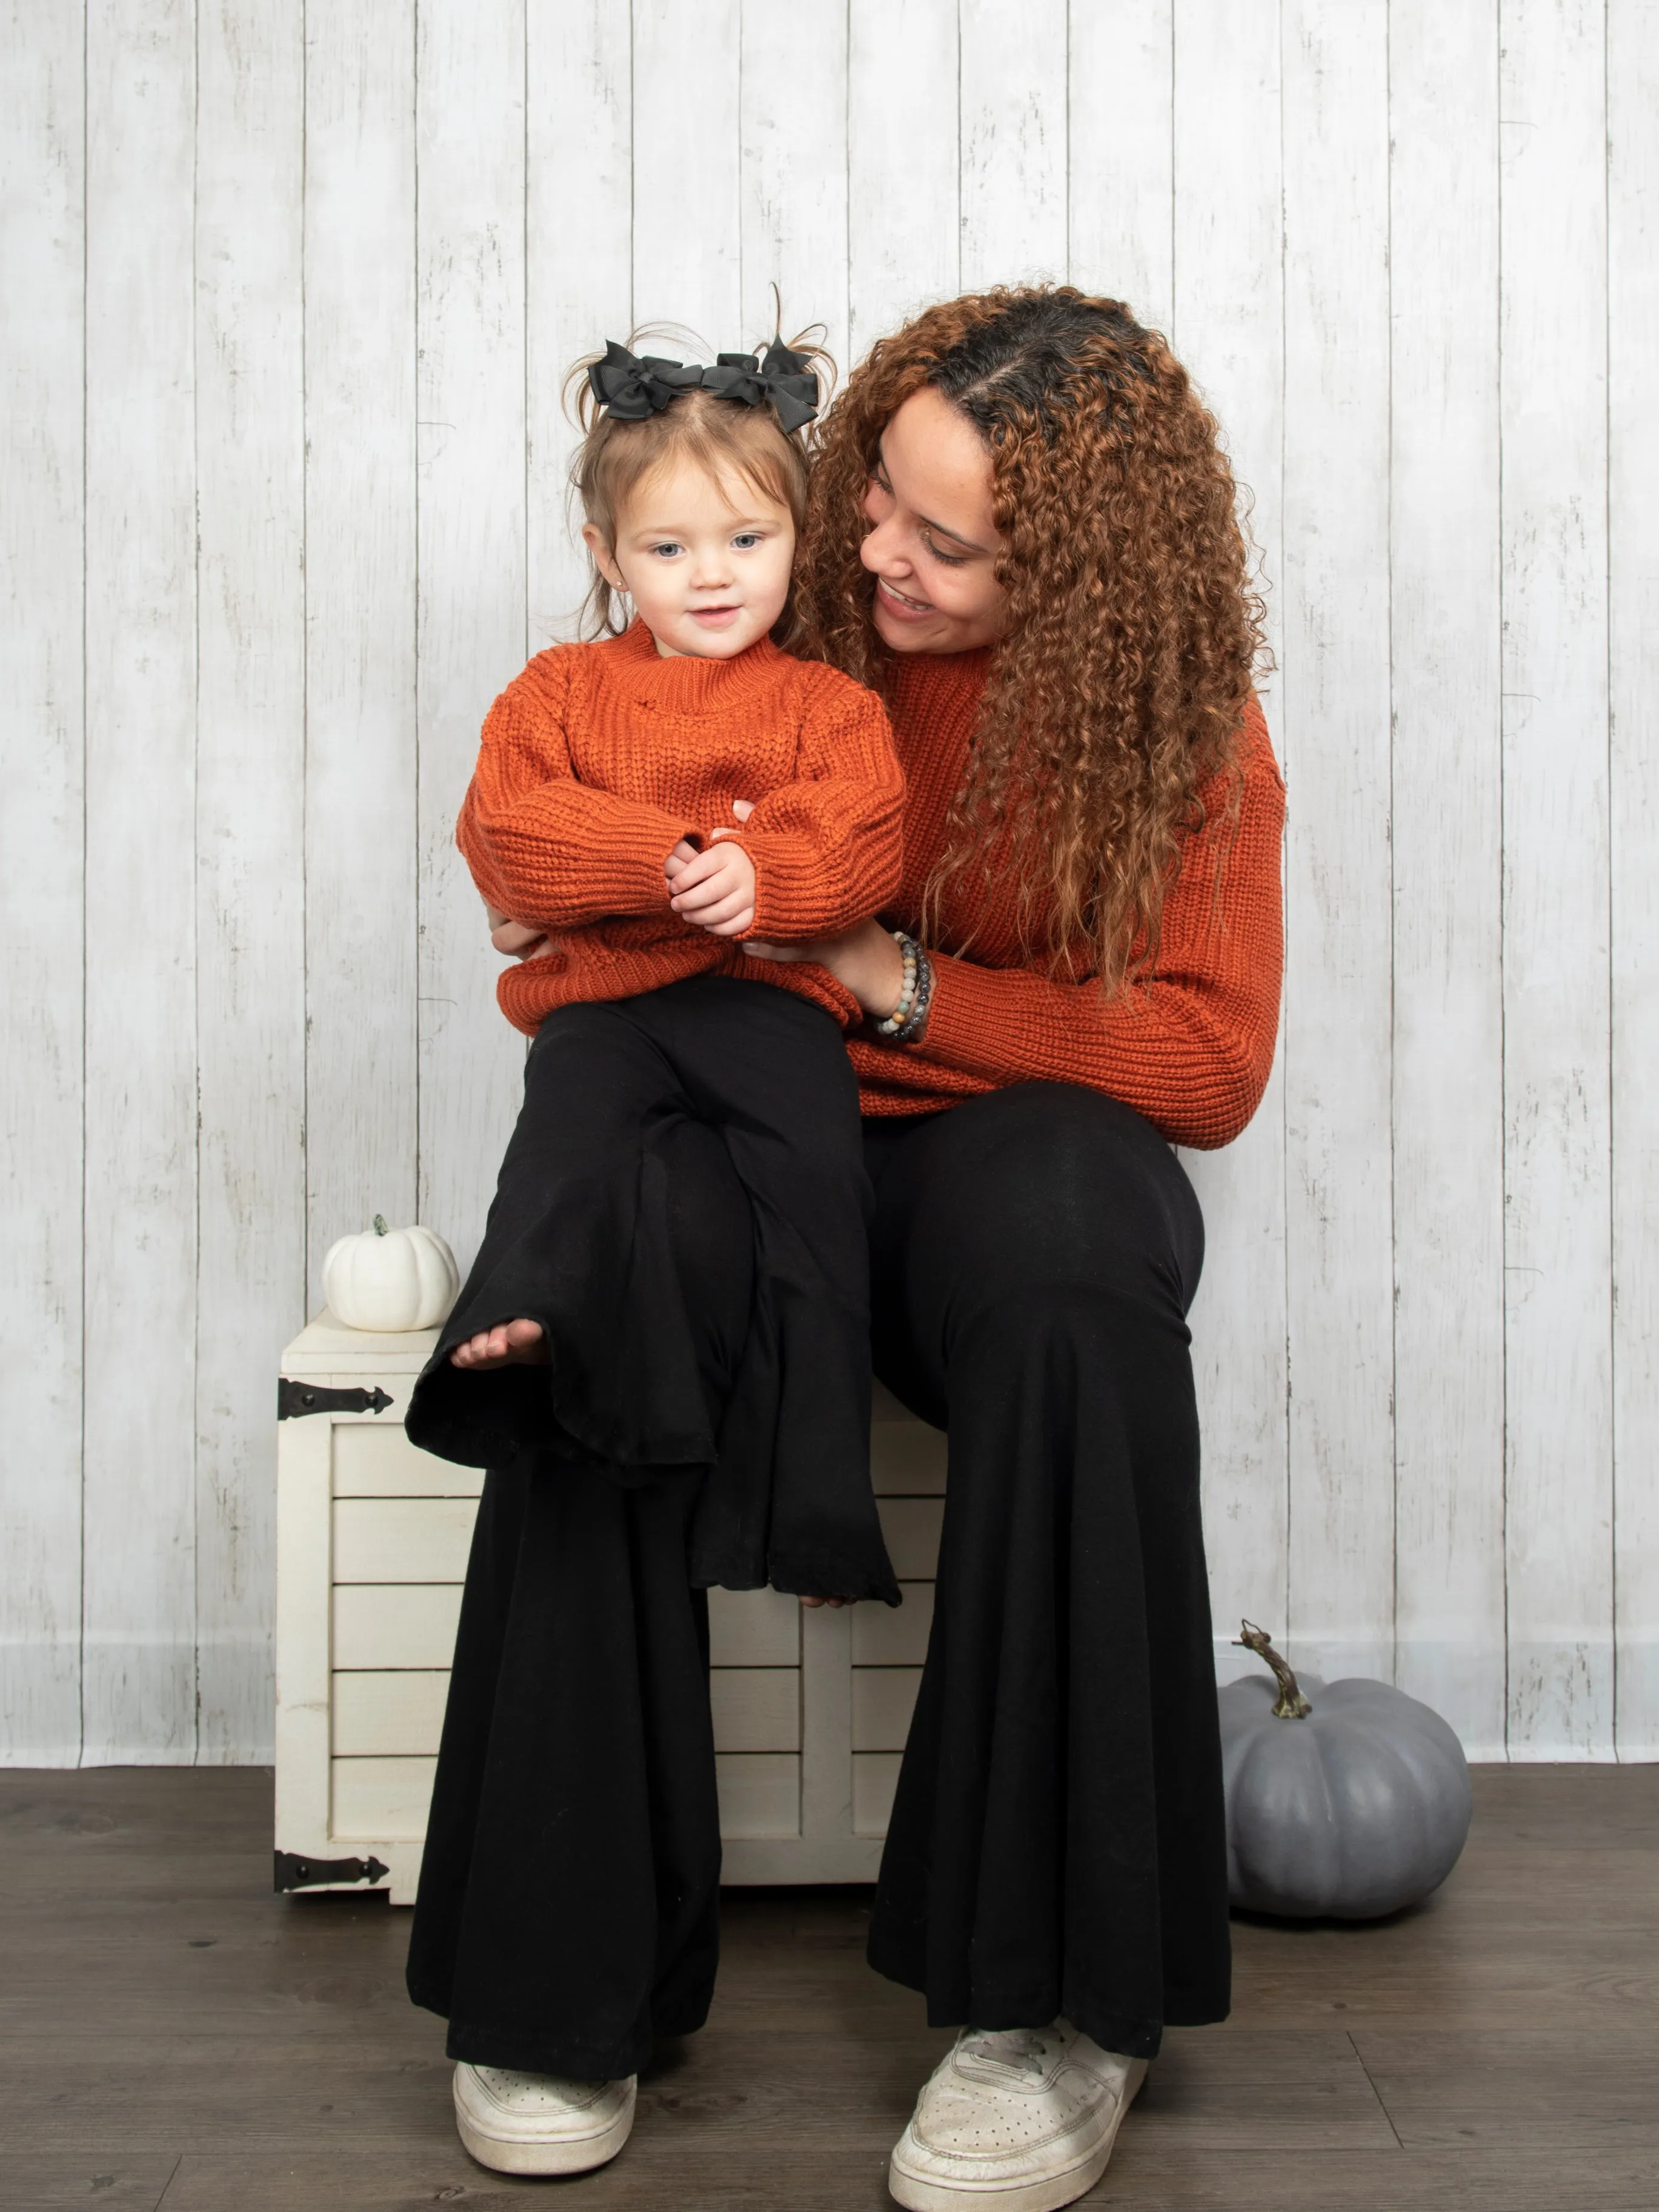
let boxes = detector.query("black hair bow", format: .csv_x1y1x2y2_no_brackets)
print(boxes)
699,340,820,433
588,339,706,420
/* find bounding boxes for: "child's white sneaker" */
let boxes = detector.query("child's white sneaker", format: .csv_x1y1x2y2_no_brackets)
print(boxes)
452,2060,636,2174
888,2021,1147,2211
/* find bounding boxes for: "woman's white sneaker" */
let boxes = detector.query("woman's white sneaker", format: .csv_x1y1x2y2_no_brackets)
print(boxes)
888,2022,1147,2212
452,2061,636,2175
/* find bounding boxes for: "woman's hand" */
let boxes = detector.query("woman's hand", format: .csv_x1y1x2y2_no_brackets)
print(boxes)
746,917,908,1020
484,902,548,961
717,802,908,1017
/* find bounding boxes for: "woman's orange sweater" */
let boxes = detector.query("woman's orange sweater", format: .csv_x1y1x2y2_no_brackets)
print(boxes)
859,648,1286,1148
457,621,906,1036
460,625,1285,1152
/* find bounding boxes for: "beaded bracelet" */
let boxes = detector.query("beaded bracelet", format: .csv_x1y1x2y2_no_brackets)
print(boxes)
874,929,933,1045
873,929,920,1036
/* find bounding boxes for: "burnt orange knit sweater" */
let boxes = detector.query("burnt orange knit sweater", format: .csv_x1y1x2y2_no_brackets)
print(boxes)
457,620,905,1036
851,648,1286,1149
464,627,1285,1152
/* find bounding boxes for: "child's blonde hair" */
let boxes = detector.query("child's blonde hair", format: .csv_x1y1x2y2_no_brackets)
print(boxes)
565,325,834,648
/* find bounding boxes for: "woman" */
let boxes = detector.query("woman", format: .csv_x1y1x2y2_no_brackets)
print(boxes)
408,287,1285,2211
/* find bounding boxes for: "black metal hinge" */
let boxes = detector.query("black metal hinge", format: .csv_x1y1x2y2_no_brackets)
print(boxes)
278,1379,394,1420
274,1850,390,1892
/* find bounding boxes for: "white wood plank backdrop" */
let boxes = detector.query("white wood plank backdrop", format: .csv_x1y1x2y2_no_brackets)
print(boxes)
2,0,1654,1767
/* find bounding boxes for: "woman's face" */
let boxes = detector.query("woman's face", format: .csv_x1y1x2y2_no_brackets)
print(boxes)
860,387,1007,654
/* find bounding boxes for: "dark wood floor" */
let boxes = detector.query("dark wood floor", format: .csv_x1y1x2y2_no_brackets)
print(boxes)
2,1766,1657,2211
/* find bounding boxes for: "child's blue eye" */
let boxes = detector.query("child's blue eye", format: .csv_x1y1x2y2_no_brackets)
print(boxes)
732,533,762,550
650,541,683,559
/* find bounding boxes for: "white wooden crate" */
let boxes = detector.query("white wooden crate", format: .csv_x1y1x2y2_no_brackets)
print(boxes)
276,1312,944,1902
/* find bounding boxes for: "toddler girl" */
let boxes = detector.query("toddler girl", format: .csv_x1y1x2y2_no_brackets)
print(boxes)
405,335,905,1607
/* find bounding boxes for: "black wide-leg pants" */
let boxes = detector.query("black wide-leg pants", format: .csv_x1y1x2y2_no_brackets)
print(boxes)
406,1078,1231,2076
405,976,896,1606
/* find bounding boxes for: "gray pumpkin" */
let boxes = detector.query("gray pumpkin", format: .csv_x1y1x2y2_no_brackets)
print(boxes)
1218,1621,1472,1920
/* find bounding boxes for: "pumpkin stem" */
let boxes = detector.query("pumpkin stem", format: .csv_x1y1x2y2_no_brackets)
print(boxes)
1236,1620,1312,1719
373,1215,388,1236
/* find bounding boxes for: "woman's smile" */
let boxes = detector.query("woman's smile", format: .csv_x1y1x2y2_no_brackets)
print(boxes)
875,575,936,619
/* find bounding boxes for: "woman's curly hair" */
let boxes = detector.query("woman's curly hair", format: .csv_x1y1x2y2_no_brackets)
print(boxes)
792,286,1268,992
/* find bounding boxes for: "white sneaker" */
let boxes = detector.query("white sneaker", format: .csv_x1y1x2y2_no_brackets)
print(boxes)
452,2060,637,2175
888,2022,1147,2211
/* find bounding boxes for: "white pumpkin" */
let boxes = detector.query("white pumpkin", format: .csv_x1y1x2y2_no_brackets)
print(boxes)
324,1217,460,1333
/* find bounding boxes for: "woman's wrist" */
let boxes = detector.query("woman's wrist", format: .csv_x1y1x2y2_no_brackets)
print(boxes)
742,917,927,1030
837,920,908,1018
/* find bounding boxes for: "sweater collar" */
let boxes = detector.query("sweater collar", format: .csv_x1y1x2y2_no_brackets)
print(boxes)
607,615,788,708
891,640,995,714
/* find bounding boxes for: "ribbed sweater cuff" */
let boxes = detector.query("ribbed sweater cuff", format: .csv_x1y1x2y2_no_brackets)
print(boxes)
906,951,999,1074
550,806,700,917
736,831,854,942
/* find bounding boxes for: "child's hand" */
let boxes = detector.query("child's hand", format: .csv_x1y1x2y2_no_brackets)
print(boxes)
663,837,700,888
667,836,756,937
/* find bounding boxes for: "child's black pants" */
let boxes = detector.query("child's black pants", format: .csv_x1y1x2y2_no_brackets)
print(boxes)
405,974,896,1604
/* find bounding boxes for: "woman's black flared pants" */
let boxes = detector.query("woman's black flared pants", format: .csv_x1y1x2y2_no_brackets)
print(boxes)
405,1076,1231,2076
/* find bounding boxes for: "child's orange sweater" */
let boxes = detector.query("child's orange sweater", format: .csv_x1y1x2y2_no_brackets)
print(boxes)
457,620,906,1036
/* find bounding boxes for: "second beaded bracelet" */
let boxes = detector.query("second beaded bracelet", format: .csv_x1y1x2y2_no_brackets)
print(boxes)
893,945,934,1044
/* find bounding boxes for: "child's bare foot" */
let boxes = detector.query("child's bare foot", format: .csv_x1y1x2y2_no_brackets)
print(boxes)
449,1319,550,1370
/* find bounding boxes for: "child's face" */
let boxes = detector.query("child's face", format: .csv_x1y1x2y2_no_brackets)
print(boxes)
585,456,796,660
